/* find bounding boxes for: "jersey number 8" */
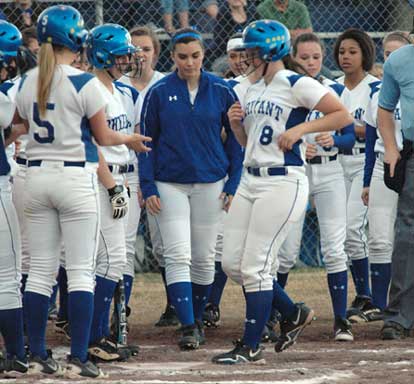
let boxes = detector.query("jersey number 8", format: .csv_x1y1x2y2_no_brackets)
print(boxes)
259,125,273,145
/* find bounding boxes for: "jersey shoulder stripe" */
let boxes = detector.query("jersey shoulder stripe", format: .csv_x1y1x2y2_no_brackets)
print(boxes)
227,79,239,89
0,81,14,96
114,81,140,104
287,74,304,87
18,73,28,92
68,72,96,93
328,82,345,97
369,81,382,99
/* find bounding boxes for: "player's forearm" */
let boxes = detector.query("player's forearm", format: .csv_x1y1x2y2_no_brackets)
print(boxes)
378,107,398,152
97,149,116,189
230,124,247,147
300,110,353,136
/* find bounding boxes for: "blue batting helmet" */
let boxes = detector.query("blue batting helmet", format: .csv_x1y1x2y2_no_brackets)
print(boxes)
87,24,137,69
37,5,87,52
0,21,22,66
242,20,291,62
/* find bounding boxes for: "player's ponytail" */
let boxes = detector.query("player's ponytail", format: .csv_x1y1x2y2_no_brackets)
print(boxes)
282,55,312,78
37,43,56,118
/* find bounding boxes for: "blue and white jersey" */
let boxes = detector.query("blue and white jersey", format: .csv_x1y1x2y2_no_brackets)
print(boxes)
139,70,243,199
242,69,328,171
336,73,380,149
96,81,131,166
16,65,106,163
114,81,140,164
305,78,355,156
0,81,14,175
232,75,255,106
0,130,10,176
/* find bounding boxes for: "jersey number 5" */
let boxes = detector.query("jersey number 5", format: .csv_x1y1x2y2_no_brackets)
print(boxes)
259,125,274,145
33,102,55,144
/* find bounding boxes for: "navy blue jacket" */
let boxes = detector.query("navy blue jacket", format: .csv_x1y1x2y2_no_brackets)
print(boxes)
139,70,243,199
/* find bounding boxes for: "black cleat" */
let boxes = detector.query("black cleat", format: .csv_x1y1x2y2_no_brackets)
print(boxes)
28,350,64,375
334,317,354,342
275,303,314,353
155,304,180,327
178,324,199,350
66,356,105,378
195,319,206,345
212,340,265,365
203,303,220,328
346,295,373,323
88,338,131,362
381,322,410,340
1,356,29,377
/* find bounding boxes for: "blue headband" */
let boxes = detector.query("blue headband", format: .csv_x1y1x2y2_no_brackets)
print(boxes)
172,31,202,44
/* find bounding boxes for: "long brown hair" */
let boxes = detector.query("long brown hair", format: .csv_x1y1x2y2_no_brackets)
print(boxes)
37,43,57,117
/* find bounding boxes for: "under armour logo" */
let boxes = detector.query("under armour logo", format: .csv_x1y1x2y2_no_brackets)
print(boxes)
333,285,345,290
169,95,178,101
245,318,256,324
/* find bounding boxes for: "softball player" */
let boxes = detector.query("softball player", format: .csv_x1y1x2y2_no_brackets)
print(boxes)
355,32,409,323
212,20,353,365
15,6,150,377
118,26,172,326
0,20,28,377
276,33,356,341
334,29,380,318
139,28,243,350
86,23,140,361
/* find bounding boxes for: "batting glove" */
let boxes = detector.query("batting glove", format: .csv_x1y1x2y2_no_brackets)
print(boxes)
108,185,129,219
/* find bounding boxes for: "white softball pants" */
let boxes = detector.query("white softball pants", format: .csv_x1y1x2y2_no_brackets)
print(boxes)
24,163,99,297
124,166,141,277
341,154,368,261
153,180,224,286
222,171,308,293
96,174,128,282
368,157,398,264
0,176,22,310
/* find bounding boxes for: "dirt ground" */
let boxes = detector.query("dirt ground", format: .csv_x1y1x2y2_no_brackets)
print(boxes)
4,269,414,384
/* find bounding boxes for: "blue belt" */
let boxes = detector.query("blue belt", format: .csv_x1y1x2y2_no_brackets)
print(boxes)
28,160,86,167
307,154,337,164
127,164,135,173
16,157,27,165
247,166,287,177
340,148,365,155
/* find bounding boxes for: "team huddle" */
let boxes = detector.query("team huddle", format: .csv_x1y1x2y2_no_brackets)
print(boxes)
0,2,408,379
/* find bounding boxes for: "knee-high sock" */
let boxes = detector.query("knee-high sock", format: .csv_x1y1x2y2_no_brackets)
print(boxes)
69,291,93,362
271,279,296,319
277,272,289,289
351,258,371,297
89,276,117,344
243,290,273,349
370,263,391,310
168,282,194,326
208,261,228,307
0,308,26,360
123,274,134,306
24,291,49,359
160,267,172,305
327,271,348,319
57,266,68,321
192,283,212,321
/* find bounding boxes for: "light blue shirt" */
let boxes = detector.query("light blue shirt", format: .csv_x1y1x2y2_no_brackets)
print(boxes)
379,44,414,141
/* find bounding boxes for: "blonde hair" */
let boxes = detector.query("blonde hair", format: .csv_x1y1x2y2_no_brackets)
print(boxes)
37,43,56,118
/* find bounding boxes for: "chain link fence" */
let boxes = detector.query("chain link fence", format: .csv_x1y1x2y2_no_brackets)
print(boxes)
2,0,412,271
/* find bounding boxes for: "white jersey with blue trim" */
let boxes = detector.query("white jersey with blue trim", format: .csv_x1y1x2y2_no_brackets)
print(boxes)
121,71,165,122
242,69,328,170
0,80,16,176
16,65,106,163
96,81,130,166
336,73,380,149
233,75,255,106
364,84,403,153
305,77,350,156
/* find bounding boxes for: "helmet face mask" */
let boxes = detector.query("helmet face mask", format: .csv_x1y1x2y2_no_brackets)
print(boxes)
113,51,142,78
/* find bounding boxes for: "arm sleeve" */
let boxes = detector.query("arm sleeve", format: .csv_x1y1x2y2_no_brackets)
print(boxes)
0,93,16,128
293,76,329,111
378,60,400,112
333,122,355,151
363,123,378,187
138,88,160,199
82,78,107,118
222,85,244,195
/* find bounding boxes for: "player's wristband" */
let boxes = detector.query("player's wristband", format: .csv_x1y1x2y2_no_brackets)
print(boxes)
107,185,124,197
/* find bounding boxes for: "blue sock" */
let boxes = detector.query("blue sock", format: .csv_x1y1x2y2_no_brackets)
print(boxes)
160,267,172,305
57,267,68,321
272,279,296,319
277,272,289,289
168,282,194,326
123,275,134,306
351,258,371,297
69,291,93,362
50,283,58,307
208,262,228,307
370,263,391,310
90,276,117,344
24,291,49,359
0,308,26,360
192,283,212,321
243,290,273,349
327,271,348,319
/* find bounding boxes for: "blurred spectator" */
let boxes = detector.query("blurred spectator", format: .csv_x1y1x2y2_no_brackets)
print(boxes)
21,26,39,56
0,8,6,21
257,0,312,40
214,0,258,60
224,32,248,78
161,0,190,33
4,0,44,31
369,62,383,79
202,0,219,19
